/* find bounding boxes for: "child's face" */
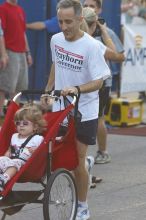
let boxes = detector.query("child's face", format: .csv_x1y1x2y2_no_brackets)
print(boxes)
15,120,37,138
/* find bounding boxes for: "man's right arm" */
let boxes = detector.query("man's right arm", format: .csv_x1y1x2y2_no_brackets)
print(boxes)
40,63,55,108
26,22,46,30
45,63,55,92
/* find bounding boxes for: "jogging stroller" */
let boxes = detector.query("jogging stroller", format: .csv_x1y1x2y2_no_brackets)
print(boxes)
0,90,79,220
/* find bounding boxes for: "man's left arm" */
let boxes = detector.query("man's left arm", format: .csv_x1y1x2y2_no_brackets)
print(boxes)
61,79,103,96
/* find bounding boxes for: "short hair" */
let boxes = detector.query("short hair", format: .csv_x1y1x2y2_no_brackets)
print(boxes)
94,0,102,8
83,7,96,26
57,0,82,16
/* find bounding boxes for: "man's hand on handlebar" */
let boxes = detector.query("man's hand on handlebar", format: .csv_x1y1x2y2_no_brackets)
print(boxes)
61,87,78,96
40,87,78,110
40,94,53,111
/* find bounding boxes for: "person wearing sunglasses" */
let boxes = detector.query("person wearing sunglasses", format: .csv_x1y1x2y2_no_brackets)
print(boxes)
0,104,47,191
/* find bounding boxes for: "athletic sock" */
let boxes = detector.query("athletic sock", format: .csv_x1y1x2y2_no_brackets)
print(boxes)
78,201,88,208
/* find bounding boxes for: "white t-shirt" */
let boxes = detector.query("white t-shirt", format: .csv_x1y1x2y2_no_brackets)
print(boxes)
51,32,110,121
11,133,44,153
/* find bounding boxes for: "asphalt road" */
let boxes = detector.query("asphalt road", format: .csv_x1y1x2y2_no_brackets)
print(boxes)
0,134,146,220
0,102,146,220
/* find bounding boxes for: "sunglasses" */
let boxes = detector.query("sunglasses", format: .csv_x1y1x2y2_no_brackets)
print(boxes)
15,120,32,126
84,4,95,9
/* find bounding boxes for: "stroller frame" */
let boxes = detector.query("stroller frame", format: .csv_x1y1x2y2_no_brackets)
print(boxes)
0,90,78,220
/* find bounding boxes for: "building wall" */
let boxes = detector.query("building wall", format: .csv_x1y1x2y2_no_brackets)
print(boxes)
102,0,122,37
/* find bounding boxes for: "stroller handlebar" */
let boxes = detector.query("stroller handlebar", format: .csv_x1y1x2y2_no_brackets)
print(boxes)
13,90,77,106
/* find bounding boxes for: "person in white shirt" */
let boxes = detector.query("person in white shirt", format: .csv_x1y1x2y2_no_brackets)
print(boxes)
0,104,46,191
44,1,110,220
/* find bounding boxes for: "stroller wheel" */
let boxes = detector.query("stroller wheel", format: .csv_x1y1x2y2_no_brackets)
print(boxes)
43,168,77,220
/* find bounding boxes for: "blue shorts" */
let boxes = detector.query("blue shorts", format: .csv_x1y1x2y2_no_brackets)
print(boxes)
76,119,98,145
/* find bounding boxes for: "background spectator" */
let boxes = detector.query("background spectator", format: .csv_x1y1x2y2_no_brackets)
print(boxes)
0,0,33,117
83,0,124,164
121,0,141,24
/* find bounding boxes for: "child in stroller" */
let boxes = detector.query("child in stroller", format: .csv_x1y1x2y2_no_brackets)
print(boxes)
0,104,46,191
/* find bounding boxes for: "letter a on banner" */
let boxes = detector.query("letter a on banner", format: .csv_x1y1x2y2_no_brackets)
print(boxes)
121,24,146,94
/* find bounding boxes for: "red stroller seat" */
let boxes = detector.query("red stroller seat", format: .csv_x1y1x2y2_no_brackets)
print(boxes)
0,93,78,199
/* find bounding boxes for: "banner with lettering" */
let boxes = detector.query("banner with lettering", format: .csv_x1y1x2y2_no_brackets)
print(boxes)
120,24,146,94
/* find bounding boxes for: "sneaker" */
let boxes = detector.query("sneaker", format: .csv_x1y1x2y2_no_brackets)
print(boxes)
76,204,90,220
94,151,111,164
92,176,102,184
0,175,5,192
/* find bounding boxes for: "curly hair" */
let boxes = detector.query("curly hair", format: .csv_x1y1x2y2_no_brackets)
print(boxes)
14,104,47,134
